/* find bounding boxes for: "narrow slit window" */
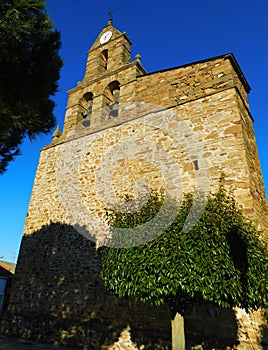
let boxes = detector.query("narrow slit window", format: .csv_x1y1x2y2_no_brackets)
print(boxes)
100,49,108,71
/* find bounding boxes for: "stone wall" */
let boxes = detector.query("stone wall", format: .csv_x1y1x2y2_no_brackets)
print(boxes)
23,86,268,242
55,54,268,237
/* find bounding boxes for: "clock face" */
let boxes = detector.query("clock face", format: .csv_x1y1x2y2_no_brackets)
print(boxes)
100,31,113,44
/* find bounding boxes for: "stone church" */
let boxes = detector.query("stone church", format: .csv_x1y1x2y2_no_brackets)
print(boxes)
1,20,267,349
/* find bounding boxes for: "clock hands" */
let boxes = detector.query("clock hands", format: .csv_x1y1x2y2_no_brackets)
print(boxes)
100,31,113,44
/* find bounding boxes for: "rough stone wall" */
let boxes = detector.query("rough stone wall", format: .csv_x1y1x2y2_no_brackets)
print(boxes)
56,54,268,236
23,88,267,241
2,26,267,349
237,94,268,237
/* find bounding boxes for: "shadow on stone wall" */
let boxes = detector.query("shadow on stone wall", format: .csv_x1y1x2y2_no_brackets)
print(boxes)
260,310,268,349
184,304,238,349
0,222,259,349
0,222,171,349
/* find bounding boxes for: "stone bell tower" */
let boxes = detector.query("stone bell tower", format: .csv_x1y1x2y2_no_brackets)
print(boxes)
61,18,146,140
1,18,267,350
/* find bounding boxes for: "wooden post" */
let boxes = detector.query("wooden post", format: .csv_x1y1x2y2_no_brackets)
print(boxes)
171,312,185,350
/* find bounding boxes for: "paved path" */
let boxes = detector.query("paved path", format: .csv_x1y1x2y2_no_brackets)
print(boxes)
0,337,77,350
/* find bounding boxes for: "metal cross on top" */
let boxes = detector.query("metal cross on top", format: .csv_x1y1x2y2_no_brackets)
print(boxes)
108,10,113,24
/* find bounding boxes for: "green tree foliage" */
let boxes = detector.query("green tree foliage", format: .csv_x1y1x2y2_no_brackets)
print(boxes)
99,184,268,315
0,0,63,173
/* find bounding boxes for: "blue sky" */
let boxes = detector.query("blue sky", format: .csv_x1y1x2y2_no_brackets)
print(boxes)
1,0,267,263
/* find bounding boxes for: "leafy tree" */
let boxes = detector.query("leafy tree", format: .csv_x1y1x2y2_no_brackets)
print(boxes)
99,183,268,349
0,0,63,173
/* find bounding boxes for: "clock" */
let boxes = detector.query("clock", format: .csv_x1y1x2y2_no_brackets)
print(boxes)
100,31,113,44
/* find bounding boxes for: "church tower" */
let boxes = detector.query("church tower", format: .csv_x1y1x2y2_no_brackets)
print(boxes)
60,18,146,140
1,20,267,349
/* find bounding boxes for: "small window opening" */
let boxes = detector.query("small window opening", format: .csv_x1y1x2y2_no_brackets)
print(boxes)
100,49,108,71
193,160,199,170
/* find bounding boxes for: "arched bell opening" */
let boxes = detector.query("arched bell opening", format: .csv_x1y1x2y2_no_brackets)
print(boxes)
80,92,94,127
103,80,120,119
